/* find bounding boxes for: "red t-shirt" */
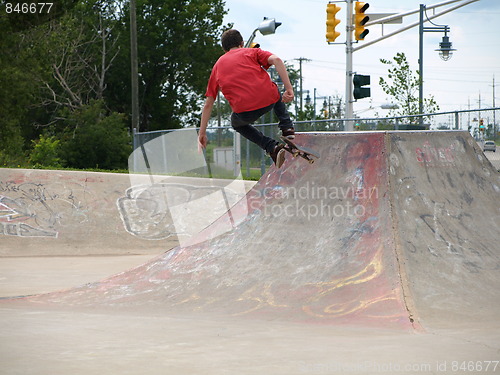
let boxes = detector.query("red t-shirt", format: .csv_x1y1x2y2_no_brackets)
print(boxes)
205,48,280,113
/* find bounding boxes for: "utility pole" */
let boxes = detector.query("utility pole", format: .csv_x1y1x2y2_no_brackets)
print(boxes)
418,4,424,127
345,0,354,131
478,91,481,121
478,91,482,139
491,75,498,140
294,57,311,113
130,0,139,136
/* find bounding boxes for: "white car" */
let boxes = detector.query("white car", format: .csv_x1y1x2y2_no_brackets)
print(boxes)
483,141,496,152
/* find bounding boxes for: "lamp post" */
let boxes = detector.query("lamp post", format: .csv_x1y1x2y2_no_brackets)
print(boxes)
418,3,456,127
234,18,282,176
244,18,282,48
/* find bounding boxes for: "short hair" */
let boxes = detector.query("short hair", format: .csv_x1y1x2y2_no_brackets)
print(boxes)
221,29,243,52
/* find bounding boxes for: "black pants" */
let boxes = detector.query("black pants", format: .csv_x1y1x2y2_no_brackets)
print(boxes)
231,97,293,154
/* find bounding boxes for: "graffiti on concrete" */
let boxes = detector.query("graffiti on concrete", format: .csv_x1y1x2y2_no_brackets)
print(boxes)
117,183,245,243
117,184,176,241
0,181,93,238
415,141,461,167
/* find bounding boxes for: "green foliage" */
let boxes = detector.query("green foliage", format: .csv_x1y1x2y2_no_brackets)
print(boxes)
0,20,44,164
29,135,63,168
106,0,229,131
59,100,131,170
379,52,439,121
0,0,80,32
0,0,228,170
295,103,316,122
0,149,26,168
0,116,26,166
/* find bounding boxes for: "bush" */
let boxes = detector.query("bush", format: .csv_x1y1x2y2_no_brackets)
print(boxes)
59,100,131,170
0,120,26,167
29,134,63,168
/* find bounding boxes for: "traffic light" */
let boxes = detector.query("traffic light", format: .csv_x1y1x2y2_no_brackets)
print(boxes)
479,119,485,132
354,1,369,41
353,74,371,100
326,3,341,43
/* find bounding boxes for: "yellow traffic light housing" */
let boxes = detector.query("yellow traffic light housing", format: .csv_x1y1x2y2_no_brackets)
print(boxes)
479,119,485,132
326,3,341,43
354,1,369,41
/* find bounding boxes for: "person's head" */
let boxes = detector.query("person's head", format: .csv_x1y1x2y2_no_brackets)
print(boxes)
221,29,243,52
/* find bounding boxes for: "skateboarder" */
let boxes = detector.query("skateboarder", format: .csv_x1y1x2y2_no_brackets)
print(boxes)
198,29,295,167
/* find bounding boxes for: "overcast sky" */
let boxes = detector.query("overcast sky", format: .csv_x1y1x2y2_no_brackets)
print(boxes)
221,0,499,121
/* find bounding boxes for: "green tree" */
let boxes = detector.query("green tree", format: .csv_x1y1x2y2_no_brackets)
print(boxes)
36,0,121,118
0,0,120,165
59,100,131,170
379,52,439,122
0,11,45,165
0,0,79,32
106,0,229,131
0,0,228,166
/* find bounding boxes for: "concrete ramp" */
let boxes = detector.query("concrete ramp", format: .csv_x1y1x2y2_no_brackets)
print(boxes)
0,170,168,256
8,131,500,331
0,169,252,256
386,132,500,328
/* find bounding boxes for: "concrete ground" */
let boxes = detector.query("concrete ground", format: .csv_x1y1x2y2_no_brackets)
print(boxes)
8,253,495,375
1,305,499,375
0,254,161,298
7,258,497,374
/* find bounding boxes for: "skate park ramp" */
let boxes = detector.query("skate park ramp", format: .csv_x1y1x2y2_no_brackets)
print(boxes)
0,168,253,257
3,131,499,332
0,169,170,256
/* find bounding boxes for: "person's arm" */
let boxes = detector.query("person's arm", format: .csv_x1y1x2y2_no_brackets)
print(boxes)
199,95,216,149
268,54,294,103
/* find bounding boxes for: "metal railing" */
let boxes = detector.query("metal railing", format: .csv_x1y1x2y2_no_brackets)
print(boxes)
133,107,499,179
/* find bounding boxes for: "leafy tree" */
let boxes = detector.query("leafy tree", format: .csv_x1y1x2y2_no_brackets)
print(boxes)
59,100,131,170
0,13,44,165
0,0,229,167
36,0,121,119
0,0,119,165
379,52,439,122
106,0,229,131
0,0,80,32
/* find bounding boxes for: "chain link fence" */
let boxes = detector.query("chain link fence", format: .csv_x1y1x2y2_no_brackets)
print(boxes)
133,107,499,179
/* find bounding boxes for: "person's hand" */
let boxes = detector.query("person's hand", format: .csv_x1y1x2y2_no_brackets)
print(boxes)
198,132,208,151
282,89,294,103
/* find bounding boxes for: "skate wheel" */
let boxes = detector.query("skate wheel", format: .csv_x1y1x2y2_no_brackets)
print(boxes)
308,159,315,164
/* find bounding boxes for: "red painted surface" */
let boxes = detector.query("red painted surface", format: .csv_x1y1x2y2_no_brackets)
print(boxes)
17,133,413,330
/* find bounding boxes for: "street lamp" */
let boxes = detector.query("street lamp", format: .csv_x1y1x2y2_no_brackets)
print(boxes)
418,3,455,127
436,30,456,61
244,18,282,48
